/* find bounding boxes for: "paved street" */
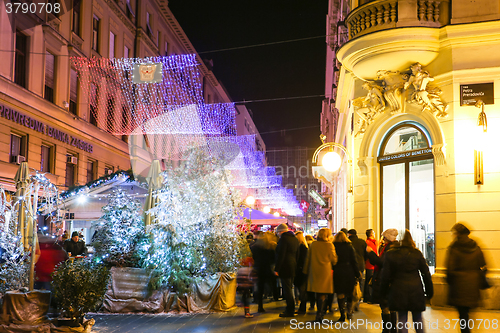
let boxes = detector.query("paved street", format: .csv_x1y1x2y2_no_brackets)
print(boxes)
89,300,500,333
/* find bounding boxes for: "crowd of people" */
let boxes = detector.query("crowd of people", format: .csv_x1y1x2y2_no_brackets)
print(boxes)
237,222,489,333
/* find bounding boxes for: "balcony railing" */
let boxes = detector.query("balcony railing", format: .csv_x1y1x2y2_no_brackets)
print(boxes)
346,0,450,40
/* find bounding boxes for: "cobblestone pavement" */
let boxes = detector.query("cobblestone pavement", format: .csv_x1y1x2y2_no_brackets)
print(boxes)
89,300,499,333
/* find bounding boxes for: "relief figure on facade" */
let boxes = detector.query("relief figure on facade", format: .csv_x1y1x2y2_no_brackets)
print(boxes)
352,82,385,135
376,70,407,113
404,63,448,118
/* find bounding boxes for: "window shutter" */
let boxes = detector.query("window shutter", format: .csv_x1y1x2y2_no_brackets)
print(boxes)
109,31,115,58
70,69,78,103
45,52,55,89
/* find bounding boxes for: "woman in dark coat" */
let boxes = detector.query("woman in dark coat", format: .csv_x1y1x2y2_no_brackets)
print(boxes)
381,230,433,333
333,231,360,322
446,222,488,333
366,228,399,333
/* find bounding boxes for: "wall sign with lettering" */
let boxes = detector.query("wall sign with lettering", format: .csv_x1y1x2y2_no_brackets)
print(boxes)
377,148,433,163
0,103,93,153
460,83,494,106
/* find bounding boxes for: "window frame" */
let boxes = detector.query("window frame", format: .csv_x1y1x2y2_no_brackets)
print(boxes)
92,15,100,53
14,31,28,88
72,0,81,36
40,144,54,173
10,133,28,163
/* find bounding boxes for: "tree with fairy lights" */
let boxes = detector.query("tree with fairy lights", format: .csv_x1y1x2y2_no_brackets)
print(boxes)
91,189,147,267
143,147,247,294
0,189,29,295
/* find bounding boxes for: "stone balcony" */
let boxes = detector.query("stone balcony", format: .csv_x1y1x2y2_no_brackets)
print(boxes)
346,0,450,40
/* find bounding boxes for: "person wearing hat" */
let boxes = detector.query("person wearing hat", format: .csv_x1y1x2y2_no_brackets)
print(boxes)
63,231,88,257
446,222,488,333
274,223,300,317
366,228,399,333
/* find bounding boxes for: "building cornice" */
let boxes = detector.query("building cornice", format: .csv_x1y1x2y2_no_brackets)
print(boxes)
103,0,136,34
136,27,159,54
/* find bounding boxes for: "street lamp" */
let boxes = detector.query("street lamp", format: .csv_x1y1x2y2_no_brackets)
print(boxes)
262,206,271,214
474,100,488,185
273,211,280,217
312,135,353,193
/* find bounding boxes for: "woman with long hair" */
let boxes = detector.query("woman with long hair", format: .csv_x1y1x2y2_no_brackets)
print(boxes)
303,228,337,322
332,231,361,322
295,231,308,314
380,229,433,333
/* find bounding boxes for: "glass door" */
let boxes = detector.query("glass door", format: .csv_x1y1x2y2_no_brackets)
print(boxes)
382,163,406,237
409,159,435,273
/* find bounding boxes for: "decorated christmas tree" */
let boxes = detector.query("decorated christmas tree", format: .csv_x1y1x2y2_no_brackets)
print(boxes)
0,191,29,295
91,189,146,267
143,147,246,293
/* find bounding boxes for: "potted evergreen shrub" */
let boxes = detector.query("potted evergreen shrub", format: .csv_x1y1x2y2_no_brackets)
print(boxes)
51,258,110,327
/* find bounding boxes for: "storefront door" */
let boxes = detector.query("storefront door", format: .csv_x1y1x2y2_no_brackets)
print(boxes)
379,125,435,272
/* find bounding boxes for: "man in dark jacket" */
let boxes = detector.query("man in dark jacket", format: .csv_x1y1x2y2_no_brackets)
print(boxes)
274,223,299,317
348,229,366,311
63,231,87,256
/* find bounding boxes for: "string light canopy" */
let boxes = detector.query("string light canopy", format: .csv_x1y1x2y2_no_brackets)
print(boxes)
71,54,302,215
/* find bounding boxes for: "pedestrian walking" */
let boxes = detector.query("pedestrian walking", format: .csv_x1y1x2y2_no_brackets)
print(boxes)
303,228,337,322
348,229,366,311
250,231,275,313
364,228,378,303
237,256,257,318
366,228,399,333
381,229,433,333
446,222,489,333
274,223,300,317
333,230,360,322
305,234,316,310
294,231,309,314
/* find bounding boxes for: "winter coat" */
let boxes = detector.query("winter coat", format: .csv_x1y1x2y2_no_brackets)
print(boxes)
63,239,87,256
35,242,68,282
380,245,433,312
367,240,398,304
295,243,308,286
275,231,300,278
333,242,361,295
250,241,275,277
303,240,337,294
446,236,487,308
349,235,366,273
365,238,378,270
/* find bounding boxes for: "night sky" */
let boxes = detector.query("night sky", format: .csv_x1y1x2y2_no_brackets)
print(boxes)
168,0,328,149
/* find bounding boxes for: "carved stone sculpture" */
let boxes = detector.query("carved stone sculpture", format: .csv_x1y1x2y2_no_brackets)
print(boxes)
352,62,448,136
405,63,448,118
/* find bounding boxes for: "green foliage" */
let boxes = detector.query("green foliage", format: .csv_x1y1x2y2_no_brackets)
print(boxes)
142,224,202,295
91,189,146,267
51,259,110,323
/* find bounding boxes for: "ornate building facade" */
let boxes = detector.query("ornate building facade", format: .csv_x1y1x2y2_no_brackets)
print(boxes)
323,0,499,308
